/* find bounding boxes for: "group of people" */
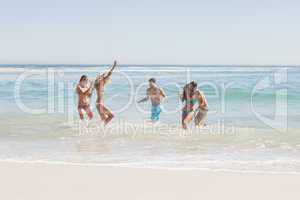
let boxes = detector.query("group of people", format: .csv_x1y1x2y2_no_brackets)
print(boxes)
76,61,208,129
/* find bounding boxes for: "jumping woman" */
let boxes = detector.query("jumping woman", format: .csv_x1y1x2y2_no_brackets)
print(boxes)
94,61,117,125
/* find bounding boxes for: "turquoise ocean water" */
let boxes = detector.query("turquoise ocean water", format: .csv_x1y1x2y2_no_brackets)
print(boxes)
0,65,299,173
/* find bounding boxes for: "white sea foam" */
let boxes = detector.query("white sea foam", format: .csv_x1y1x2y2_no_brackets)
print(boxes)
1,159,300,175
0,65,299,173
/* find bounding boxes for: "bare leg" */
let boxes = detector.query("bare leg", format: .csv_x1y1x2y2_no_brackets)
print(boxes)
96,104,107,121
102,106,114,125
195,109,207,127
96,104,114,125
84,106,94,120
78,108,84,120
182,112,194,129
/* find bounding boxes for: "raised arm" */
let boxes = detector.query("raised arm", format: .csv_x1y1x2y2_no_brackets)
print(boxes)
87,81,94,96
77,85,88,94
104,60,117,79
77,82,93,95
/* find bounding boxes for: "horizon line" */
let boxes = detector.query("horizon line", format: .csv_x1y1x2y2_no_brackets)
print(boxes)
0,63,299,67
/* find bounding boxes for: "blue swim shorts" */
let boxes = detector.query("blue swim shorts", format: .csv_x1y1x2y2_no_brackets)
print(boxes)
151,105,162,121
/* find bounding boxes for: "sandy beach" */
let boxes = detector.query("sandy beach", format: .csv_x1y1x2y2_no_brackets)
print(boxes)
1,0,300,198
0,161,299,200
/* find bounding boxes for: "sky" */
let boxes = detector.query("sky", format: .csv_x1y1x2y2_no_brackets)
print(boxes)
0,0,299,65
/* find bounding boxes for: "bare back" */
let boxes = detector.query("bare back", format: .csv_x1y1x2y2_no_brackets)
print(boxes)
196,90,208,110
94,79,105,104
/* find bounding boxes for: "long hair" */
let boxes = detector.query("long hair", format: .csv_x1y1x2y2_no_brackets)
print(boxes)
79,75,87,82
182,81,197,102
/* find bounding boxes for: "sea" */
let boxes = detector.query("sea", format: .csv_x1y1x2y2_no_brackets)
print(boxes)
0,65,299,173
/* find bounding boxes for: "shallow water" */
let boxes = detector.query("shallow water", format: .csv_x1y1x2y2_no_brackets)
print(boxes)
0,65,299,173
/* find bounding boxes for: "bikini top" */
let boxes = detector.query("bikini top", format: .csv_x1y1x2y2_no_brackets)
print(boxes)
185,98,198,105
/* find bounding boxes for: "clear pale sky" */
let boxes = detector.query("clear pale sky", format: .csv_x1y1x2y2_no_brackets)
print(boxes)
0,0,299,65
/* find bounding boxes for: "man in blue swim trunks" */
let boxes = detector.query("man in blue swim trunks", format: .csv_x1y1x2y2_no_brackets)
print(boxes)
138,78,166,122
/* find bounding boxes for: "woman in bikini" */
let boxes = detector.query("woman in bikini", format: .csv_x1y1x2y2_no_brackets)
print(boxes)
181,81,208,129
94,61,117,125
76,75,94,120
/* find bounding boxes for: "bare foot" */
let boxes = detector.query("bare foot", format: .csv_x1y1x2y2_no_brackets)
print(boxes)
104,115,114,125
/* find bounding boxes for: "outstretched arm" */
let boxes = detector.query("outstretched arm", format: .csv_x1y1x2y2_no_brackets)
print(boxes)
138,96,149,103
138,89,150,103
104,60,117,79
